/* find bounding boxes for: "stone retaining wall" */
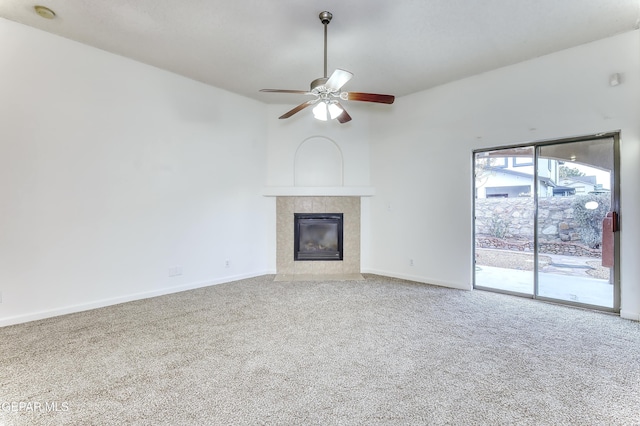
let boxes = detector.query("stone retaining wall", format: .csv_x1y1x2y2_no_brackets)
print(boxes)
475,236,601,257
475,196,602,257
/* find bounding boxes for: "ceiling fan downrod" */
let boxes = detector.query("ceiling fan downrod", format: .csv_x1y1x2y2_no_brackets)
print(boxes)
319,11,332,79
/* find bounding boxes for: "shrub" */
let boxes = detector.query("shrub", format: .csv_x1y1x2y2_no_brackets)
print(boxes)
572,194,610,248
489,216,511,239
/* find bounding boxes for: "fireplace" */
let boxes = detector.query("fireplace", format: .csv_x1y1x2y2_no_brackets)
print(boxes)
294,213,343,261
274,197,361,278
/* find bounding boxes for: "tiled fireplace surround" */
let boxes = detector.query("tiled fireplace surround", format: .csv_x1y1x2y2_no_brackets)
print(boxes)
275,196,362,279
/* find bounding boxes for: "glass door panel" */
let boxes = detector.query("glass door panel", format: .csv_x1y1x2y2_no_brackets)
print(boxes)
474,147,535,295
536,139,615,308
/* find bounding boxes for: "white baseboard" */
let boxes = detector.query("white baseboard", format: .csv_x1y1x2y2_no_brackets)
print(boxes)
620,310,640,322
362,268,472,291
0,271,270,327
7,271,631,326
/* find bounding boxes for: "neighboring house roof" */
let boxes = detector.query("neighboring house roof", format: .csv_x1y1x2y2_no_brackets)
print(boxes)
558,175,597,186
486,167,556,187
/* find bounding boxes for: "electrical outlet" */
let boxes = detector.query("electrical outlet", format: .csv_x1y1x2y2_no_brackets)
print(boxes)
225,260,230,268
410,259,414,266
168,266,183,277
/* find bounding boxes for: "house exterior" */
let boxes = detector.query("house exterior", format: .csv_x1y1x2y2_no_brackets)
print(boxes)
554,175,606,196
476,157,558,198
476,157,608,199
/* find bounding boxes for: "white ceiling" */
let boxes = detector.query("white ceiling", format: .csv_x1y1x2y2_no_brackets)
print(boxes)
2,1,639,104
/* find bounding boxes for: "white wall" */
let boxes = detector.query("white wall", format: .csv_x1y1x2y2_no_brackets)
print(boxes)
0,19,270,326
367,31,640,320
265,103,376,187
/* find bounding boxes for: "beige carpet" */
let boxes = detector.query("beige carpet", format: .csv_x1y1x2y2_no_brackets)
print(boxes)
1,274,639,425
274,273,365,281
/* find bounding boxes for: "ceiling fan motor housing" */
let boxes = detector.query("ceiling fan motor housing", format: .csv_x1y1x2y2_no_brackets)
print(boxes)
310,77,329,92
319,11,332,24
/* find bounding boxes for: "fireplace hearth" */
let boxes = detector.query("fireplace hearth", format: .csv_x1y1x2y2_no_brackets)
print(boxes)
294,213,343,261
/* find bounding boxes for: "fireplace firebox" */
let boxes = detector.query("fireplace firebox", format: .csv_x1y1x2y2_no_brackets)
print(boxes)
294,213,343,261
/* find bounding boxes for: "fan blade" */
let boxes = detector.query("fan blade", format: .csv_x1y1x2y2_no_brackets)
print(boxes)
325,69,353,91
279,100,318,119
344,92,395,104
260,89,312,95
335,103,352,124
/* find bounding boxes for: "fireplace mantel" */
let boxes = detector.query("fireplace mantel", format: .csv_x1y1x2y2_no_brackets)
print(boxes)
263,186,375,197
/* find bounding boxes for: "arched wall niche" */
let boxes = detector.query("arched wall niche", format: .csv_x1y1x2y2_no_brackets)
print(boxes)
294,136,344,187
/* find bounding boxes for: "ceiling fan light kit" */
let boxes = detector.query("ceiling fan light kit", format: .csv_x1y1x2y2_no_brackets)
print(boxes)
260,11,394,123
313,101,343,121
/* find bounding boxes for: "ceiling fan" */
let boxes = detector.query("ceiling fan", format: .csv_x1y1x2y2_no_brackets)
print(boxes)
260,11,395,124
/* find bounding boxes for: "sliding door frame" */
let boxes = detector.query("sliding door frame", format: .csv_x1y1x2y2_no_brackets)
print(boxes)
472,131,621,313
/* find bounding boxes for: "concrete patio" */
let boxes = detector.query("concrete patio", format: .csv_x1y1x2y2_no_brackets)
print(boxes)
475,252,613,308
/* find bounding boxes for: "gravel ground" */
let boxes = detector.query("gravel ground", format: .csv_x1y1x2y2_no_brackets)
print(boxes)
476,249,610,280
475,249,547,271
585,261,611,280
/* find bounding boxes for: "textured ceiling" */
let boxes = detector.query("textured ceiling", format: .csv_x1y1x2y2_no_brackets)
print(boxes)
1,1,639,104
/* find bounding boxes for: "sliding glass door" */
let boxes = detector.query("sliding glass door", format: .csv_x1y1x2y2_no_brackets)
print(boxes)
536,139,617,308
474,147,535,296
474,135,619,311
